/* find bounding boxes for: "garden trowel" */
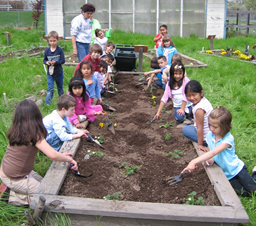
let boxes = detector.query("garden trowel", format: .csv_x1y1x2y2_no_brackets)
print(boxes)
86,133,105,149
70,164,92,178
104,112,115,135
101,101,116,112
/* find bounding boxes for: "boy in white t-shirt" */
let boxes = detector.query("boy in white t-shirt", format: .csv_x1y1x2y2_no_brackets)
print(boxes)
95,60,108,94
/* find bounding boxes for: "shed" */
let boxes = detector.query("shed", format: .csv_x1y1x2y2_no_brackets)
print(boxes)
44,0,227,39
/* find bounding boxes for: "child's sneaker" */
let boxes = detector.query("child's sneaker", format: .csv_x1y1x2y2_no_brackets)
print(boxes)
78,115,87,122
49,65,54,75
252,166,256,174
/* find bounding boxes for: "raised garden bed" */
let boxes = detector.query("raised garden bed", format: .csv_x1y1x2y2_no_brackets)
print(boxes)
199,49,256,64
145,50,208,68
30,74,249,225
0,47,46,63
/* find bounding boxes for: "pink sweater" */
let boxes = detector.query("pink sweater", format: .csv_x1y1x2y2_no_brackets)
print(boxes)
161,76,190,104
68,93,102,124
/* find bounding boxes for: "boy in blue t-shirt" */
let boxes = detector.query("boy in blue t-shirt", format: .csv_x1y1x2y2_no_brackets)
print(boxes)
43,31,65,105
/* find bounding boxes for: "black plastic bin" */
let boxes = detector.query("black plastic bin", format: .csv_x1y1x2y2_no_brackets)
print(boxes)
114,44,139,71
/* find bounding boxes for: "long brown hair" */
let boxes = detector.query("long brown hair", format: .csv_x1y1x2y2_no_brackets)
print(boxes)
7,99,47,146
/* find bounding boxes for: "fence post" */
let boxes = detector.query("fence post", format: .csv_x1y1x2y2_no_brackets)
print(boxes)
236,9,239,31
247,10,250,35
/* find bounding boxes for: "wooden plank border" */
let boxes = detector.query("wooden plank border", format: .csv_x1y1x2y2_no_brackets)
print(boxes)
30,114,249,225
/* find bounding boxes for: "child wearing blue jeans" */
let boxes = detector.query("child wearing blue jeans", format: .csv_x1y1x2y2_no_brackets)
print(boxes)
43,31,65,105
43,94,89,151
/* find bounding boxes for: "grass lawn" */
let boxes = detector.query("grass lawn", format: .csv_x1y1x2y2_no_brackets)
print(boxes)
0,15,256,225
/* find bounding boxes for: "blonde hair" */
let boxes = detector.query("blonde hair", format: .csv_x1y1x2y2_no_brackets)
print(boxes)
48,31,59,39
209,106,232,137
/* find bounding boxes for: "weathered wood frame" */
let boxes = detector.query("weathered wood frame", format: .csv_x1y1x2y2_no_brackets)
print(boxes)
30,133,249,225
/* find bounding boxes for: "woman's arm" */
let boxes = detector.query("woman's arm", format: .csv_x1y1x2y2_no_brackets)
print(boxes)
36,139,78,170
71,36,77,57
195,109,207,152
182,143,230,173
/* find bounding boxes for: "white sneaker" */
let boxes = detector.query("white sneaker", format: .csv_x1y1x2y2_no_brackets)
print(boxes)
252,166,256,173
49,65,54,75
78,115,87,122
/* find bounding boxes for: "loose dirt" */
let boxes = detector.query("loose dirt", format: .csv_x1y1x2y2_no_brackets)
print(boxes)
59,73,220,206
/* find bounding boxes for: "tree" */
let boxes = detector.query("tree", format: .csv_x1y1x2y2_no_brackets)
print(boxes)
31,0,44,29
244,0,256,10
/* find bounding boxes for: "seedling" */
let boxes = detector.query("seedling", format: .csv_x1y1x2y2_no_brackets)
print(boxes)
103,192,122,200
88,150,104,159
174,149,183,155
95,135,104,144
108,113,117,117
161,106,169,113
172,154,180,159
167,152,173,156
185,191,204,206
159,121,174,129
119,162,141,176
148,83,156,93
165,133,171,141
148,101,156,106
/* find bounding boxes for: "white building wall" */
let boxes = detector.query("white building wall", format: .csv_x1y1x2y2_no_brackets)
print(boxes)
45,0,63,37
206,0,226,38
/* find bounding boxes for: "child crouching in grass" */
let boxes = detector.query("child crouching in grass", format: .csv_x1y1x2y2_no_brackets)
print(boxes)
43,94,89,151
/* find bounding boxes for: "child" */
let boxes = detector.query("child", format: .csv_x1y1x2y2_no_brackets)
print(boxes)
182,80,213,152
155,62,193,123
43,94,89,151
0,99,78,206
182,106,256,197
101,54,114,83
154,24,168,50
94,29,108,52
144,56,169,90
75,60,102,104
94,60,109,94
74,44,102,75
68,77,104,127
157,34,177,66
102,42,116,66
43,31,65,105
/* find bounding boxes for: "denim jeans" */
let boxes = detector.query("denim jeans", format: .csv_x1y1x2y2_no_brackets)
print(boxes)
174,105,192,122
229,166,256,197
45,130,63,151
156,80,165,90
46,74,64,105
182,125,208,146
101,88,106,94
76,42,90,62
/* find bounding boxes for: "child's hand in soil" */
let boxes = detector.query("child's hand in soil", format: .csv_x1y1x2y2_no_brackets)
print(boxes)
75,123,85,129
182,160,197,173
177,108,185,115
87,80,94,85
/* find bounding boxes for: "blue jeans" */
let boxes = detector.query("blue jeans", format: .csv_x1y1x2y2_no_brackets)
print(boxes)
76,42,90,62
174,105,192,122
182,125,208,146
46,74,64,105
101,88,106,94
156,80,166,90
46,130,63,151
230,166,256,197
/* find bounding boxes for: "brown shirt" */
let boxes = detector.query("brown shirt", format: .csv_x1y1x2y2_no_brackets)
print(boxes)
1,144,39,179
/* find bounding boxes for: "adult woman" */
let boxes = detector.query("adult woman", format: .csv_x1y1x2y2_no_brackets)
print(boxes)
70,3,96,62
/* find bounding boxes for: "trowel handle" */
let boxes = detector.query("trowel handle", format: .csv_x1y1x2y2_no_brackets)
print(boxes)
86,133,93,141
70,163,78,174
105,115,111,124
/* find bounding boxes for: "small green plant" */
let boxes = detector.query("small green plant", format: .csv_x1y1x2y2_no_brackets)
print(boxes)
172,154,180,159
87,150,104,158
165,133,171,141
95,135,104,144
148,83,156,93
167,152,172,156
161,106,169,113
148,100,156,106
108,113,117,117
174,149,183,155
185,191,204,206
159,121,174,129
104,192,122,200
109,82,118,92
119,162,141,176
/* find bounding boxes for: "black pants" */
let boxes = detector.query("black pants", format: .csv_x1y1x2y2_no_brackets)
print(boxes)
229,165,256,197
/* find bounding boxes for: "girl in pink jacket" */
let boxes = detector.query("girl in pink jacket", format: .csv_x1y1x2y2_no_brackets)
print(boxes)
68,77,104,128
155,62,193,123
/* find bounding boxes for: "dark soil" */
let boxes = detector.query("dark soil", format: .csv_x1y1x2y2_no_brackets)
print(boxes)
59,74,220,206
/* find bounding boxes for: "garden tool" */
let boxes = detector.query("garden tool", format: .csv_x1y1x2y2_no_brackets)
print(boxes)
70,164,92,178
101,101,116,112
106,90,115,94
147,115,160,124
166,170,188,186
104,112,115,134
135,75,147,87
86,133,105,149
105,28,112,38
166,166,197,186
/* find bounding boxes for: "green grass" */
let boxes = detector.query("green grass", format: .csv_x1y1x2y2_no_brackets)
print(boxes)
0,28,256,225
